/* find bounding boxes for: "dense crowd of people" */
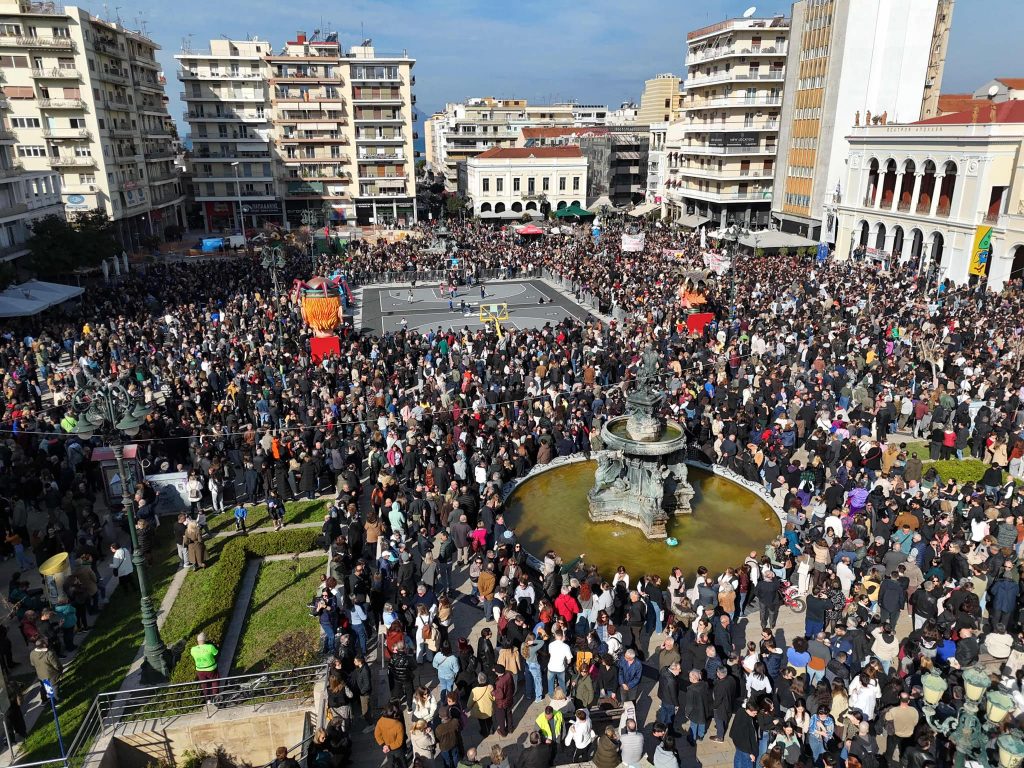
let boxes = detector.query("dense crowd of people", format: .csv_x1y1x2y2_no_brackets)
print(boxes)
1,216,1024,768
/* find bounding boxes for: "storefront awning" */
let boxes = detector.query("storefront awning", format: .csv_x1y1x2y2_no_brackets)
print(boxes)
628,201,659,218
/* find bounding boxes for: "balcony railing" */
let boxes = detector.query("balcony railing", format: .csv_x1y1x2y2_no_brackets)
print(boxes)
12,35,74,49
0,202,28,218
39,98,84,109
0,129,15,141
144,150,176,160
687,70,785,87
48,155,96,167
42,128,91,140
0,160,25,178
31,67,80,79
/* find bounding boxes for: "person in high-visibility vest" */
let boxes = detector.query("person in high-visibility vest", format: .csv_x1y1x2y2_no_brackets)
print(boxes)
191,633,219,699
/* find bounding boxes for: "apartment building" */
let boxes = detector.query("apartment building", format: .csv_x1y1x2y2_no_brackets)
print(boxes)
179,33,416,229
834,101,1024,289
176,39,274,232
427,97,606,191
772,0,953,243
665,15,790,228
578,126,650,209
637,74,682,124
0,133,64,262
0,1,184,253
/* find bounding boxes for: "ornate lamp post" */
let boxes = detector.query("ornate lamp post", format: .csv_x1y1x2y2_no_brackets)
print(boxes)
723,222,749,322
71,375,173,682
921,668,1024,768
261,243,287,388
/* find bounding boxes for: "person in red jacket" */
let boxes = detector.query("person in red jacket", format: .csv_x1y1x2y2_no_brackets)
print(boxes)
493,664,515,737
554,586,581,630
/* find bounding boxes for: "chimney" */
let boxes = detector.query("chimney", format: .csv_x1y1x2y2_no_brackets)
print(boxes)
296,32,306,44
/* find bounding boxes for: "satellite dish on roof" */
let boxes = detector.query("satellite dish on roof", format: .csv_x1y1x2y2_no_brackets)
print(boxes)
988,84,1000,98
743,6,758,17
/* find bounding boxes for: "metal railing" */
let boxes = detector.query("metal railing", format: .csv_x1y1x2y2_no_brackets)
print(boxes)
352,266,542,287
7,665,324,768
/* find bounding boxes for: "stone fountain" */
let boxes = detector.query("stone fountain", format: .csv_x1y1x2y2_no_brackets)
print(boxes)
588,345,695,539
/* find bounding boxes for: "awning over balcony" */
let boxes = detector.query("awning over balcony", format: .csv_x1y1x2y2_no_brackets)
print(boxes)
674,212,711,229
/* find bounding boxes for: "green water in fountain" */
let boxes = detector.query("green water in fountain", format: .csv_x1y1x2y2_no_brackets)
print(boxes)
607,420,684,441
504,461,780,580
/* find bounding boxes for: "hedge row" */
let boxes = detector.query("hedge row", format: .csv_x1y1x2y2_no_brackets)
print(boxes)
926,458,990,485
162,527,321,684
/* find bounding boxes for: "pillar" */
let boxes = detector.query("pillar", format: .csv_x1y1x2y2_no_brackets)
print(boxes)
929,181,941,217
873,174,886,209
890,173,904,211
909,173,923,216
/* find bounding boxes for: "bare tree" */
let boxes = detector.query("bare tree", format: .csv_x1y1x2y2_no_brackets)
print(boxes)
1008,332,1024,372
915,334,944,390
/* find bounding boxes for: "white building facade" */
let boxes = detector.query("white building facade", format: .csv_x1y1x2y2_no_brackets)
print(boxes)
834,103,1024,289
463,147,587,219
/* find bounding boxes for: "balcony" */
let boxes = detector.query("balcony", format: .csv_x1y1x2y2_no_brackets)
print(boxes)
179,70,263,81
148,172,178,184
0,242,30,261
672,186,772,203
689,119,779,132
186,111,268,122
936,204,951,218
673,166,773,180
144,128,172,137
0,161,25,178
359,188,409,198
282,155,350,164
685,96,782,110
39,98,85,109
357,152,404,161
97,69,129,85
107,126,135,138
0,202,28,218
0,129,15,143
135,80,165,94
278,134,349,143
354,112,403,123
269,72,342,85
143,149,175,160
686,70,785,88
359,172,407,181
48,155,96,168
42,128,91,140
678,144,777,156
31,67,80,79
5,35,74,49
686,44,787,64
356,134,404,143
181,90,266,102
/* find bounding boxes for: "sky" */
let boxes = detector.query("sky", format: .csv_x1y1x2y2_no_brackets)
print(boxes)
102,0,1020,137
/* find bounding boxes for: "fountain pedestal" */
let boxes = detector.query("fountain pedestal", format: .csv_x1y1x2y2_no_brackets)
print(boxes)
588,380,695,540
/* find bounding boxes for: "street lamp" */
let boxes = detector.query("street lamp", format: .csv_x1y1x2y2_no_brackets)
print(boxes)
921,667,1024,768
261,243,287,389
71,375,173,682
231,162,247,254
723,222,750,322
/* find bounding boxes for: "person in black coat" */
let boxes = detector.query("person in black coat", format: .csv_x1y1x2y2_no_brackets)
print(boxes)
656,662,681,728
712,666,740,742
683,670,714,745
729,701,760,768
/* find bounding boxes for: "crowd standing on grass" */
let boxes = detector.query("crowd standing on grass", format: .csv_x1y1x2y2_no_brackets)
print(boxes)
0,216,1024,767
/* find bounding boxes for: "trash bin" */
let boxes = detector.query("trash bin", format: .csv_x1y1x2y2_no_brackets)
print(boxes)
38,552,70,607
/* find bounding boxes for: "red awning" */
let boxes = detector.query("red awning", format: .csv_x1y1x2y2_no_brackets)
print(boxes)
515,224,544,235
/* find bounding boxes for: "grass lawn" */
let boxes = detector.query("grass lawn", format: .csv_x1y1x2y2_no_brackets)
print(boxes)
233,557,325,673
205,498,330,535
20,525,181,761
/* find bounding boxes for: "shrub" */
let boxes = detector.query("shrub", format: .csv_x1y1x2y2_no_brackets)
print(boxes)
267,629,322,670
164,527,320,683
928,459,989,485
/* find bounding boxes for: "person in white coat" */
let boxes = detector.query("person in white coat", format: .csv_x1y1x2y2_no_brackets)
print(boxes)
564,708,596,763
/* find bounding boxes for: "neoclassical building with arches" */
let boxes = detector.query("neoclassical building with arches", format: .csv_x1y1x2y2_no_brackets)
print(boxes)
834,102,1024,289
463,147,588,221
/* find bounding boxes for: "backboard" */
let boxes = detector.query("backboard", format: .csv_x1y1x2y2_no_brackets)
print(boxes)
478,302,509,322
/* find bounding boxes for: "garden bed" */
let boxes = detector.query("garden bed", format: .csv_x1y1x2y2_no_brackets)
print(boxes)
204,497,330,535
233,557,326,673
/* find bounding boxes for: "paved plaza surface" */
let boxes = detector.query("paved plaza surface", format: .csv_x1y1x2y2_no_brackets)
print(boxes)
357,279,593,336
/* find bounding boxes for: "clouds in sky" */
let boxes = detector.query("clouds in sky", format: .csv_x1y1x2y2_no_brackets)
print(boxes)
111,0,1019,128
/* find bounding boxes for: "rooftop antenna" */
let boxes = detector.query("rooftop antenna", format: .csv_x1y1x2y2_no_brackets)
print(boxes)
743,5,758,17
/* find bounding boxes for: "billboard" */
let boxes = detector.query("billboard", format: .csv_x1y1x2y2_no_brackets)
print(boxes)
707,131,760,148
241,201,282,215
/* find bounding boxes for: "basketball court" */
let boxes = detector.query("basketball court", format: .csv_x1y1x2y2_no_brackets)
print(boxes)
358,279,592,335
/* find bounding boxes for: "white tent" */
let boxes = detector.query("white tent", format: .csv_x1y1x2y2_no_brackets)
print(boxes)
0,279,84,317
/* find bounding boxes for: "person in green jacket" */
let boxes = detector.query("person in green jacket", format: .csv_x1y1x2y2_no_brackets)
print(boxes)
191,633,219,698
535,706,565,764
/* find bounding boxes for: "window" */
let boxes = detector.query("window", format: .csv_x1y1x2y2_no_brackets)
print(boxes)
482,178,490,193
572,177,580,191
542,177,549,192
559,177,566,191
513,177,520,192
496,178,503,192
0,24,22,37
17,145,47,157
11,117,40,128
74,146,92,157
527,177,535,195
53,27,70,38
0,54,28,68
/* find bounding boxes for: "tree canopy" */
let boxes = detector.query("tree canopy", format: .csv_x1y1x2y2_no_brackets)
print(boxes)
27,210,119,278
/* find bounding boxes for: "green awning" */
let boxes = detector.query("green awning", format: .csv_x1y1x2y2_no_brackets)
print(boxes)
554,204,593,219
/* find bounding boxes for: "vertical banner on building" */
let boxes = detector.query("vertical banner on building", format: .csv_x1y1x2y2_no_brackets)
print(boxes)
621,232,646,252
969,225,993,277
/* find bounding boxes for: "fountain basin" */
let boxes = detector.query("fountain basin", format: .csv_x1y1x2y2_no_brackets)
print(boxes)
602,416,687,456
505,458,781,580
